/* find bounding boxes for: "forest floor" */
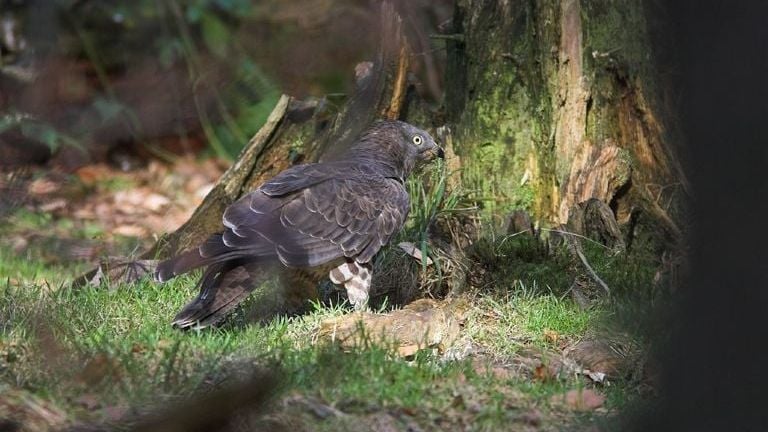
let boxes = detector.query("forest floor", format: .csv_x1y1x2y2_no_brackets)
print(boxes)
0,158,658,431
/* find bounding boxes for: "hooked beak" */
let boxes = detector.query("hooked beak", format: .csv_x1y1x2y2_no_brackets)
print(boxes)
423,145,445,161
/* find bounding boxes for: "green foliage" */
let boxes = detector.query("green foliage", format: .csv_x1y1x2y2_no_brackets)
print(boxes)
403,160,464,271
406,160,461,237
6,1,280,160
471,233,573,294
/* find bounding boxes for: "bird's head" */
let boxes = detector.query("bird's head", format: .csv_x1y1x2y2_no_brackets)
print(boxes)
352,120,444,179
394,121,445,164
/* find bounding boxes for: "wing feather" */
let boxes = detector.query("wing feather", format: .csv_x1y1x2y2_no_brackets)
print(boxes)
169,164,410,271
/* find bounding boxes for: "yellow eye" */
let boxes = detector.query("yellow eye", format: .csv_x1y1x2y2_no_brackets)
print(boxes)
412,135,423,146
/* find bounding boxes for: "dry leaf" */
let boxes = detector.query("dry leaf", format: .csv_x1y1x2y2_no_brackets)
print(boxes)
38,198,67,212
143,193,170,212
583,369,607,384
28,178,59,195
543,329,560,344
75,393,100,410
113,225,147,237
398,241,434,265
533,362,556,382
77,353,121,386
75,164,113,185
551,389,605,411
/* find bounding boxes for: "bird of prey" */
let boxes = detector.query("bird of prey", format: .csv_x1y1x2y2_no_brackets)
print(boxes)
155,120,444,329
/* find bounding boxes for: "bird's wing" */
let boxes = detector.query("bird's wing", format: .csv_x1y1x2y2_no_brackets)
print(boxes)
154,163,409,281
220,167,410,267
258,163,340,197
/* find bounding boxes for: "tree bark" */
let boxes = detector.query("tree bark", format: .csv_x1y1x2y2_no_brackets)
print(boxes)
443,0,685,236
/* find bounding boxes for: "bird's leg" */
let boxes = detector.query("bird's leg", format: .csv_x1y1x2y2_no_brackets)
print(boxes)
329,260,372,310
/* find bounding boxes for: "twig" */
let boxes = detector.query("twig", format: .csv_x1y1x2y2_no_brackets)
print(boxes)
573,244,611,295
539,228,612,250
553,228,611,295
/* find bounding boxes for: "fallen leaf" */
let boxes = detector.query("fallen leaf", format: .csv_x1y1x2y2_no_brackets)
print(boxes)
143,193,170,212
543,329,559,344
398,242,434,265
28,178,59,195
533,362,556,382
516,408,541,426
113,225,147,237
75,393,100,410
38,198,67,212
77,353,121,386
551,389,605,411
75,164,113,185
583,369,607,384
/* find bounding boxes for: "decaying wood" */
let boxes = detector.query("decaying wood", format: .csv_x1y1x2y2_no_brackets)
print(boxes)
315,298,468,356
554,0,590,181
558,143,631,224
444,0,685,245
505,209,536,237
315,1,410,162
566,198,625,253
383,43,410,120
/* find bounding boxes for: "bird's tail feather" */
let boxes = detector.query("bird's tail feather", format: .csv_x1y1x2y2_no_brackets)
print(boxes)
172,259,266,329
154,234,242,282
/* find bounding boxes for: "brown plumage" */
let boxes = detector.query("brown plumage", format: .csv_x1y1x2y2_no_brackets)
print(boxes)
155,120,443,329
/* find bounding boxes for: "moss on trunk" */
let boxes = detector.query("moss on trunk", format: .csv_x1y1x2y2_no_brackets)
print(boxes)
445,0,559,219
445,0,684,234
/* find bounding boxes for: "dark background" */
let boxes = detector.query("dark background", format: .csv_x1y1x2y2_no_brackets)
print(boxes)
631,1,768,429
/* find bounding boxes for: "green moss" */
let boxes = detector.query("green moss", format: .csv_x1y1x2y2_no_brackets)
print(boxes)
448,1,559,218
512,183,536,211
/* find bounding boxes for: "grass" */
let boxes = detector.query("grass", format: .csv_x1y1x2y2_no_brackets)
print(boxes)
465,285,595,358
0,241,634,431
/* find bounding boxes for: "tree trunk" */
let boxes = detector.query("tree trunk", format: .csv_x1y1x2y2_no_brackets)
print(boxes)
443,0,685,235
